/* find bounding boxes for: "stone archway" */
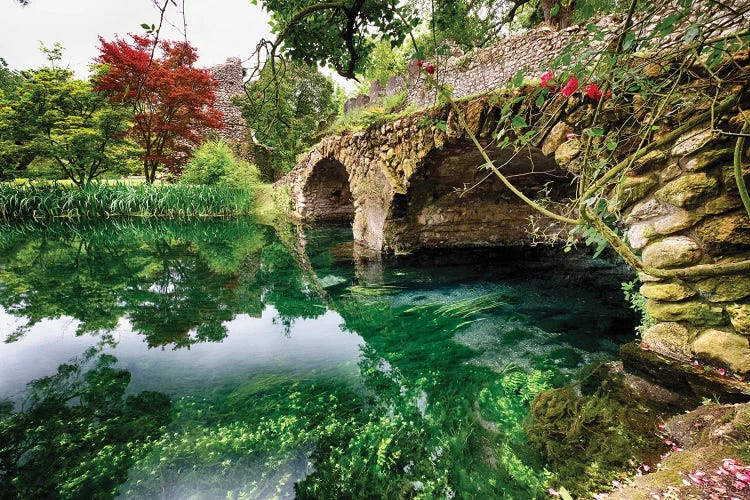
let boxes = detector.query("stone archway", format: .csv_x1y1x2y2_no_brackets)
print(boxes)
382,142,573,253
299,159,355,222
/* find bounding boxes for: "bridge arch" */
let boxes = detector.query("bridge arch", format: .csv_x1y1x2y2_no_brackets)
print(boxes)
382,140,573,253
298,158,355,222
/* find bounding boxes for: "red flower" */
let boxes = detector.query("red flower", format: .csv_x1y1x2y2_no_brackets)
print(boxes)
416,59,423,68
541,72,554,88
585,83,603,100
424,63,435,75
560,77,579,97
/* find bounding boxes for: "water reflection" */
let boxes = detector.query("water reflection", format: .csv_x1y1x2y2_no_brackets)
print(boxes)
0,218,641,498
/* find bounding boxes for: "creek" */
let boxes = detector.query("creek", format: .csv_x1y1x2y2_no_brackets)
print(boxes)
0,218,640,499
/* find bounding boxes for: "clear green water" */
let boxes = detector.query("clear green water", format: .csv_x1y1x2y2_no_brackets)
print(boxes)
0,218,637,499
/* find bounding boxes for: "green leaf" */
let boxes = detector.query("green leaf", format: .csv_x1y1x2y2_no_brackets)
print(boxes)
622,32,636,51
140,23,151,30
513,69,525,87
535,94,545,108
587,127,604,137
550,3,561,17
434,120,447,132
511,115,527,128
606,139,617,151
586,23,598,33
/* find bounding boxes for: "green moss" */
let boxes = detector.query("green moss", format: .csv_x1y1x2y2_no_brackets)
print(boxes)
525,364,666,497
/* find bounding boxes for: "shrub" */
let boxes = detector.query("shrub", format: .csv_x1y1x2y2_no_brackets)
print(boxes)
181,140,261,188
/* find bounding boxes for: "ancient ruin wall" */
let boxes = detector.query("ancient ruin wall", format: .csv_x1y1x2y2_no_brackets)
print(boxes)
209,58,254,163
343,0,750,112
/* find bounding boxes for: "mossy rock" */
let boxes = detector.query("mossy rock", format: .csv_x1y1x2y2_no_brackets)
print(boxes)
693,328,750,374
694,275,750,302
526,363,667,497
646,299,724,326
640,282,696,302
694,212,750,253
620,342,750,404
614,174,659,209
655,173,720,208
642,236,703,269
728,303,750,335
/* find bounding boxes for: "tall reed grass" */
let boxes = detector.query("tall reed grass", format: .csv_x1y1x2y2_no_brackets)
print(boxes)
0,182,254,219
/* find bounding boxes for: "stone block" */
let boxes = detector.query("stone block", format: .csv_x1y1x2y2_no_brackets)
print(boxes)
642,322,693,360
695,213,750,252
640,282,696,301
651,209,702,236
646,299,724,326
627,222,654,250
660,161,682,182
655,173,720,208
727,303,750,335
625,198,670,225
723,162,750,195
692,329,750,373
554,138,581,165
633,150,667,172
615,174,658,209
670,128,714,156
694,275,750,302
642,236,702,268
704,194,741,215
679,147,733,171
542,121,574,156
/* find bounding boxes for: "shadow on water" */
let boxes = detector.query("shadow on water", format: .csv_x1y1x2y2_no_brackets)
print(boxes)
0,218,651,498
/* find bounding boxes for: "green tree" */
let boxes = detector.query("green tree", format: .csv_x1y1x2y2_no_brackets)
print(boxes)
0,66,130,185
241,61,340,177
253,0,418,79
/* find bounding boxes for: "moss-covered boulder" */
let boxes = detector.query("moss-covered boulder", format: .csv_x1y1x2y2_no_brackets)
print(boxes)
646,300,724,326
615,174,658,209
642,322,694,359
694,275,750,302
655,173,719,208
728,303,750,335
692,328,750,373
640,282,696,302
642,236,703,269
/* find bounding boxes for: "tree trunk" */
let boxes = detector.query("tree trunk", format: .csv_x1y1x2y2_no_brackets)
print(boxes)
541,0,576,29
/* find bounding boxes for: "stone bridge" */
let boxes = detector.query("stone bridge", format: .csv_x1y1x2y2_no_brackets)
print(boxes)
279,1,750,377
284,97,573,254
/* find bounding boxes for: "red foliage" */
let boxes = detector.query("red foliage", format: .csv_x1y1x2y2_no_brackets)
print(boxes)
94,34,223,182
559,76,579,97
424,63,435,75
585,83,603,100
540,71,554,88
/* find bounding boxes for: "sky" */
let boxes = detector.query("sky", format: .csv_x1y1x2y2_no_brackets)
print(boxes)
0,0,354,91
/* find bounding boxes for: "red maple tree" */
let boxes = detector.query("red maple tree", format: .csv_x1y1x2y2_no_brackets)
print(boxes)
94,35,223,182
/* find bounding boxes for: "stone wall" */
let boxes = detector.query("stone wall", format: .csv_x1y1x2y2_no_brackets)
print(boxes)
209,58,254,163
619,130,750,374
342,0,750,112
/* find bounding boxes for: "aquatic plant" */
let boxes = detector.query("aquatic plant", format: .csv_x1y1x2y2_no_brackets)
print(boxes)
0,348,171,499
0,182,254,219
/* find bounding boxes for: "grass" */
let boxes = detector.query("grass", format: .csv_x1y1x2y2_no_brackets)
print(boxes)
0,181,254,219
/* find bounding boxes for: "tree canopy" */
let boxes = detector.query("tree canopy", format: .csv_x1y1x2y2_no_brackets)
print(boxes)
0,64,130,184
94,35,223,183
241,61,341,178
